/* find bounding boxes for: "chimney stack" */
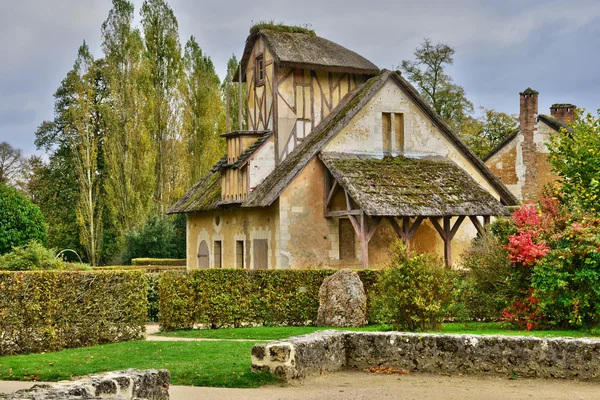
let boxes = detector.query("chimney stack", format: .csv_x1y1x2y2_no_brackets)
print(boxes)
519,88,539,203
550,103,576,123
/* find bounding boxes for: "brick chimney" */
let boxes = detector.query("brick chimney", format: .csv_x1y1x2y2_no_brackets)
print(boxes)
550,103,576,123
519,88,539,203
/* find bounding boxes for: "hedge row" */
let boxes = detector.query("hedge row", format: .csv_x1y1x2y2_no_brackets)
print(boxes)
93,265,186,273
0,271,148,356
132,258,186,266
159,269,381,330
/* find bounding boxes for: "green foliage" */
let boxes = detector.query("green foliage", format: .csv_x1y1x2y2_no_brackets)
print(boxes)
533,214,600,329
547,109,600,214
159,269,383,330
0,241,63,271
249,21,315,36
400,38,474,132
93,264,185,272
121,215,186,264
459,108,519,159
0,270,147,355
0,184,46,254
372,242,455,331
147,272,161,322
132,258,186,266
455,233,513,321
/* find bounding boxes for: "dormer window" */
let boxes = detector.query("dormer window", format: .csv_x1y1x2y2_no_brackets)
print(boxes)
255,54,265,86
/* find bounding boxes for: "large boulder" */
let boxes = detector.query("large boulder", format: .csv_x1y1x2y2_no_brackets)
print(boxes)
316,269,367,327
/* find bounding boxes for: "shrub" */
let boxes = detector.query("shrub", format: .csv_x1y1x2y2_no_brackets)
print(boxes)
0,184,46,254
372,241,455,331
533,214,600,329
121,215,186,264
92,265,186,273
132,258,186,266
158,269,383,330
0,241,63,271
147,273,161,323
0,270,147,355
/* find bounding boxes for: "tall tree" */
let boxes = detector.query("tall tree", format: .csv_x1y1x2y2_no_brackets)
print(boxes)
0,142,24,186
140,0,183,213
181,36,225,185
64,42,106,266
459,108,519,158
102,0,155,240
222,54,247,132
400,38,474,131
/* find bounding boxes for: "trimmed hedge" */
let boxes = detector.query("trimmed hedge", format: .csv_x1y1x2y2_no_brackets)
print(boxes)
132,258,186,266
93,265,186,273
159,269,381,330
0,271,148,355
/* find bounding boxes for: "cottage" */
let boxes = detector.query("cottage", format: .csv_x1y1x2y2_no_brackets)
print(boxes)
484,89,574,203
168,26,517,269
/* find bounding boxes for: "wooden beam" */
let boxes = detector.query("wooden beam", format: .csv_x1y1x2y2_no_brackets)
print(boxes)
450,216,465,238
406,216,424,241
483,215,491,228
360,213,369,269
325,210,362,218
388,217,404,240
348,215,361,237
443,217,452,268
430,217,446,241
344,188,353,211
366,217,381,242
469,216,485,236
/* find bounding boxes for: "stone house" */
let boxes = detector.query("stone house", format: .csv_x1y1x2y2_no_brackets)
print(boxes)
484,89,574,203
168,27,518,270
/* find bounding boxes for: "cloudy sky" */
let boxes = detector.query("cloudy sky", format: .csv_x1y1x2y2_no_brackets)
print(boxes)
1,0,599,156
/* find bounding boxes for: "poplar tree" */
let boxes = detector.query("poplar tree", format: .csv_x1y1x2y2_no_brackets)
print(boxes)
181,36,225,185
222,55,248,132
140,0,183,213
102,0,154,239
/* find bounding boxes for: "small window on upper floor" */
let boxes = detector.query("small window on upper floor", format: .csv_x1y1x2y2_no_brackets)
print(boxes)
382,112,405,154
255,55,265,86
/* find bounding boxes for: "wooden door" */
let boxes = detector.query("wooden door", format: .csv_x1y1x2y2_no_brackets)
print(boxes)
253,239,268,269
198,240,209,268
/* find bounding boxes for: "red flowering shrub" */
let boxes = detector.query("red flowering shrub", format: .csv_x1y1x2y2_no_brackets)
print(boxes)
500,289,542,331
506,230,549,266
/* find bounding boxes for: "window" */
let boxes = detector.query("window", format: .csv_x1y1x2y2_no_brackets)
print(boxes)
382,112,392,154
213,241,222,268
198,240,209,269
253,239,268,269
255,55,265,86
394,113,405,152
339,219,356,260
236,240,244,269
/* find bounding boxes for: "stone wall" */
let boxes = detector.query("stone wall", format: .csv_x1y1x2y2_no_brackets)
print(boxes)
0,369,169,400
252,331,600,381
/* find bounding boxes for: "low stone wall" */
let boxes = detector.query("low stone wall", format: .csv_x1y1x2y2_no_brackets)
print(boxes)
0,369,170,400
252,331,600,381
251,330,346,380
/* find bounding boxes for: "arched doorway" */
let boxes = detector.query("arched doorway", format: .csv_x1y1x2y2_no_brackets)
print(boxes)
198,240,209,268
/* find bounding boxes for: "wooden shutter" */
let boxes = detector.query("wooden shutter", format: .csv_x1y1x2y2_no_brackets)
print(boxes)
339,219,356,260
214,241,222,268
236,241,244,269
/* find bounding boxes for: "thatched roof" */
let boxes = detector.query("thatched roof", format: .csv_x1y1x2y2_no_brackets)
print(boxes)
243,70,518,208
321,153,508,217
234,29,379,81
166,156,226,214
230,131,273,169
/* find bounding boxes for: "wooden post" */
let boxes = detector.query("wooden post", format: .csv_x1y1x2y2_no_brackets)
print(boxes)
361,213,369,269
238,64,243,130
443,217,451,268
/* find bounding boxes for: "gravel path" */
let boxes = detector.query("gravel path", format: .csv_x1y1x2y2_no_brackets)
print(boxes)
3,371,599,400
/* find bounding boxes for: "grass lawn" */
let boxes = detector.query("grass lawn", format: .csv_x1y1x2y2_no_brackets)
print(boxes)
0,341,278,388
156,322,600,340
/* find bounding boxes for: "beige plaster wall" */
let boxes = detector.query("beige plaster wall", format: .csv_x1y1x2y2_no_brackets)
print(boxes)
186,204,279,270
321,78,505,266
248,136,275,191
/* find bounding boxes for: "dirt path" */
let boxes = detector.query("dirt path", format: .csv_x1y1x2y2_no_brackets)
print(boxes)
4,371,599,400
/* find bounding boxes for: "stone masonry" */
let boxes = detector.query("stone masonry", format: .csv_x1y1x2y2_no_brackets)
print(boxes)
520,88,539,203
252,331,600,382
0,369,170,400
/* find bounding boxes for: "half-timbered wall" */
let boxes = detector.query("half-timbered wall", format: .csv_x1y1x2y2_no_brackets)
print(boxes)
246,38,275,132
276,68,368,160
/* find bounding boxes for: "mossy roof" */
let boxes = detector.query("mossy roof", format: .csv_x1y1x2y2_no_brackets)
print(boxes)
321,153,509,217
229,131,273,169
234,29,379,81
484,115,573,162
166,156,225,214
